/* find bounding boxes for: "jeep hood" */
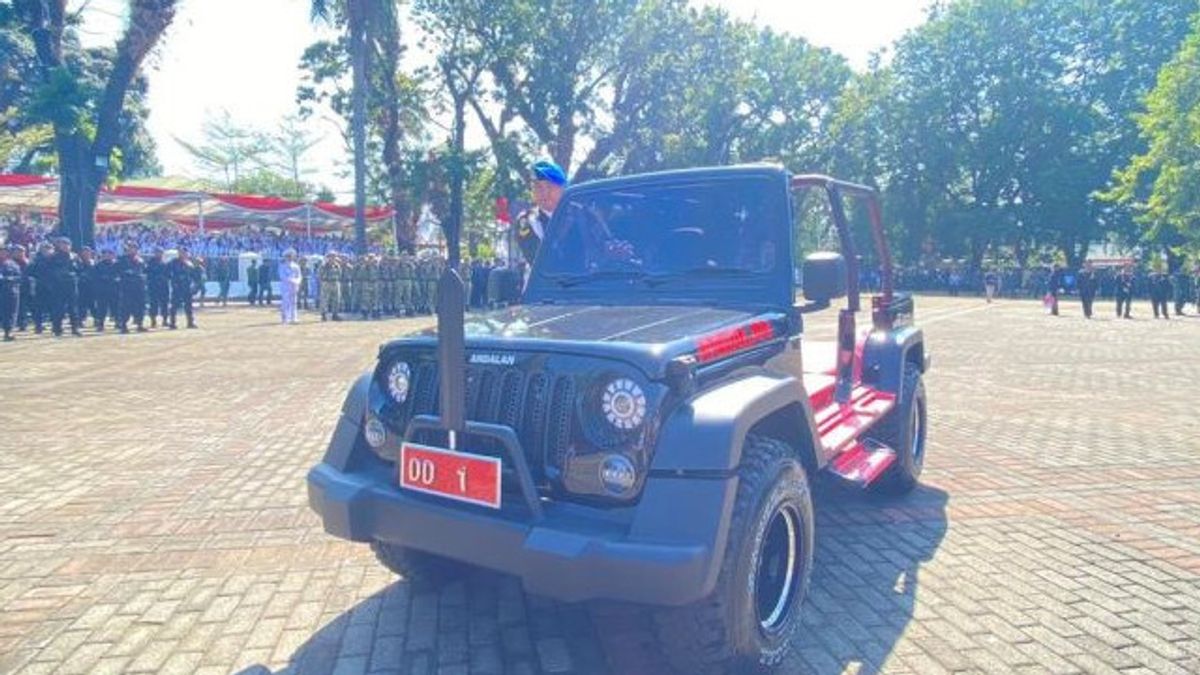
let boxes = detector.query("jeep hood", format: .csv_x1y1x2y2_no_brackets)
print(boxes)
381,304,771,379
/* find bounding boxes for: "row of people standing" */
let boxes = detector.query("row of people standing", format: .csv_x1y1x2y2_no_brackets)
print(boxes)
315,253,450,321
1048,263,1194,319
1,239,206,341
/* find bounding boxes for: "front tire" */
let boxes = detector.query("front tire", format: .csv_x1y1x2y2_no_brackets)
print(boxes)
653,435,814,674
371,541,469,588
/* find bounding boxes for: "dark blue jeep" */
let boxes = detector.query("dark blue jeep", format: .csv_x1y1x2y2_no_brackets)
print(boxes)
307,165,929,674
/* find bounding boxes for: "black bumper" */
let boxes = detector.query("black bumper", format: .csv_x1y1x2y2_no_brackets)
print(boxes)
307,461,733,606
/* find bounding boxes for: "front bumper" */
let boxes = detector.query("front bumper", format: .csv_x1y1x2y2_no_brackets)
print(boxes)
307,460,733,606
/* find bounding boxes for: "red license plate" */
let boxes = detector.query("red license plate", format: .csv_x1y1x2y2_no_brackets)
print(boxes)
399,443,502,509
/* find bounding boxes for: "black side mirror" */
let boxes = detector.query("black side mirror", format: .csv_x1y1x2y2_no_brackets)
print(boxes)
802,251,847,303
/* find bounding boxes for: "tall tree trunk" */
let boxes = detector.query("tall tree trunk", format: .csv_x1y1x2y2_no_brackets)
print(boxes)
349,0,368,255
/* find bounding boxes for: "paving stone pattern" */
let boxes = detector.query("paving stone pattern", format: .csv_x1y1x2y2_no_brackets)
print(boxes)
1,297,1198,674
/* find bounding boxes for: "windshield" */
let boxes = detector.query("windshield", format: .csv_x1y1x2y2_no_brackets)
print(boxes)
535,177,785,285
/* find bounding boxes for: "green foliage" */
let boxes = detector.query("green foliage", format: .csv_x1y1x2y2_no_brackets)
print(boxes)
1106,12,1200,247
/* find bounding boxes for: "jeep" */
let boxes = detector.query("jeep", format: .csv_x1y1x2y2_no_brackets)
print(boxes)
307,165,929,673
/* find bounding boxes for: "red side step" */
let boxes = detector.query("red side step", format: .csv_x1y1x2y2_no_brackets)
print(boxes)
811,385,898,487
827,441,897,486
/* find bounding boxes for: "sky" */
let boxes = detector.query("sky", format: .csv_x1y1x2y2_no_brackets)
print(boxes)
74,0,932,201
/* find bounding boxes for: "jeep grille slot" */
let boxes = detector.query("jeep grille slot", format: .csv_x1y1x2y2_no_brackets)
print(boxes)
393,361,578,491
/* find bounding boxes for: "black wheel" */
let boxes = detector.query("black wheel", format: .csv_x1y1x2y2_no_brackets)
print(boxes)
370,541,469,588
869,366,927,495
653,436,814,675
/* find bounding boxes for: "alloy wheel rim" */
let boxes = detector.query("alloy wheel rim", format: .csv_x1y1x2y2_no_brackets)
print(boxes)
756,506,800,632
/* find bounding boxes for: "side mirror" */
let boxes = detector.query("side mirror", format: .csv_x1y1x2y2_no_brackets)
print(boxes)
802,252,847,303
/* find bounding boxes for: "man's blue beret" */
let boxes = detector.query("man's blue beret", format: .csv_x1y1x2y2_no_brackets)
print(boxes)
532,160,567,187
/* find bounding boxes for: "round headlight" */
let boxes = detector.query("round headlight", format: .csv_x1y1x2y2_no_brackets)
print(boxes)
364,417,387,448
387,362,411,403
602,378,646,431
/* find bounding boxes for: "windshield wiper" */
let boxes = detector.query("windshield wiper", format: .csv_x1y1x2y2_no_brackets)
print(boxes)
643,266,758,287
542,269,648,288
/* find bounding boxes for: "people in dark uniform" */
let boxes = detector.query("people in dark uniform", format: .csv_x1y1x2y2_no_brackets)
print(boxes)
11,244,32,332
145,247,170,328
193,257,207,308
1076,261,1098,319
0,246,21,341
1115,265,1134,319
27,242,52,333
45,237,82,337
167,247,198,329
513,160,568,273
216,258,231,306
93,249,119,331
76,246,97,328
257,258,273,305
1149,269,1172,320
115,241,148,333
246,259,259,305
1046,264,1064,317
1172,267,1192,316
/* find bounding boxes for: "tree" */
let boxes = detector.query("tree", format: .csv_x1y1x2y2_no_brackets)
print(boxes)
16,0,177,248
174,110,270,189
1106,12,1200,248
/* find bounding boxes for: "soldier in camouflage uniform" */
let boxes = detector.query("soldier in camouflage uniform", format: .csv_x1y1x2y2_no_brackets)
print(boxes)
319,253,342,321
381,256,396,316
459,258,472,312
398,254,415,315
340,257,355,315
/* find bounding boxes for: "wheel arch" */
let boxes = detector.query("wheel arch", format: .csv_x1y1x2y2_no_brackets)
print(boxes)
650,373,822,473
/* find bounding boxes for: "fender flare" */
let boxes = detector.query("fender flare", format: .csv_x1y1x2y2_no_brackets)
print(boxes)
321,372,373,471
861,326,926,394
650,373,821,473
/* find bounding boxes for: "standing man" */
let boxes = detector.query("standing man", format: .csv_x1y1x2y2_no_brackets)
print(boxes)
93,249,119,331
1172,265,1191,317
983,268,999,304
1149,268,1172,320
145,247,170,328
246,258,260,305
0,246,21,341
216,257,231,306
76,246,97,329
115,240,148,333
278,249,302,324
1115,264,1134,319
297,257,310,311
11,244,32,332
46,237,83,337
193,256,208,308
167,247,198,329
319,252,341,321
27,242,52,333
1077,261,1098,319
1046,264,1064,317
257,257,273,305
513,160,568,276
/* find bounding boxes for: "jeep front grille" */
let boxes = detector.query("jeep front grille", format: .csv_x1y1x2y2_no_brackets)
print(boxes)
398,362,576,486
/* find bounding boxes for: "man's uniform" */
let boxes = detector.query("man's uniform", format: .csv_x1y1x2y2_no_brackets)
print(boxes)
0,252,21,340
340,259,354,314
1076,267,1097,319
146,253,170,326
167,255,198,328
93,253,119,330
45,243,82,336
319,257,342,320
1115,270,1134,318
1149,272,1172,319
398,255,414,315
115,248,148,332
76,251,96,328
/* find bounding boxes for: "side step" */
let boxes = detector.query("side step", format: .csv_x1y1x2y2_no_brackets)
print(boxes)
827,441,897,488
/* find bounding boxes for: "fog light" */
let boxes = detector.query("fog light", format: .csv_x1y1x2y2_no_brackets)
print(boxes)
600,454,637,495
364,417,387,448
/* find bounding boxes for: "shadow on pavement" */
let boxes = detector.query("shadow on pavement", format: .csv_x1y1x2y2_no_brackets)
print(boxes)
253,483,948,675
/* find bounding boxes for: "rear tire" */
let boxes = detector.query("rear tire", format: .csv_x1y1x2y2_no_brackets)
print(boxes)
653,435,814,674
869,366,927,495
371,541,469,588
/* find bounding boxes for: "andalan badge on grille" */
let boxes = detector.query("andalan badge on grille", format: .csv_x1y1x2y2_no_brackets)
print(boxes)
399,443,502,509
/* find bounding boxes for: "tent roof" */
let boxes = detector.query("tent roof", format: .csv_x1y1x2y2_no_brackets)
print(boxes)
0,173,392,233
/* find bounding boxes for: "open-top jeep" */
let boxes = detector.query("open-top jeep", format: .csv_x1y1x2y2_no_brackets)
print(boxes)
308,166,929,673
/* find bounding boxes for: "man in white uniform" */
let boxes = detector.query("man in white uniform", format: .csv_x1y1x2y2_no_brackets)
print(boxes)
278,249,302,324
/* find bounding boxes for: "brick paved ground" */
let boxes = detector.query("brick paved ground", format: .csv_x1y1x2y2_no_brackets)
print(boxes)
1,296,1198,674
